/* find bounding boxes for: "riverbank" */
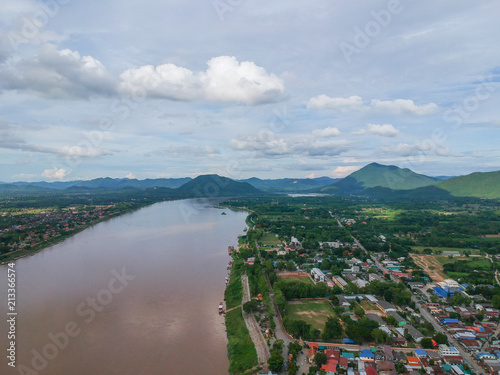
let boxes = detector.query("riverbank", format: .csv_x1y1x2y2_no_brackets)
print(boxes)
0,202,156,263
224,255,259,374
1,199,247,375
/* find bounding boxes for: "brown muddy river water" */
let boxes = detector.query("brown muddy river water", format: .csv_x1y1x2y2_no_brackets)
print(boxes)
0,199,247,375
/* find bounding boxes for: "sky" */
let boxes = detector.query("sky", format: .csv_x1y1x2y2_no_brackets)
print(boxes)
0,0,499,182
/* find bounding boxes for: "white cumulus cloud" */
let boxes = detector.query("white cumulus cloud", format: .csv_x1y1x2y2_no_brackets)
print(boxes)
312,127,341,137
306,95,365,111
366,123,400,137
42,168,68,179
0,44,116,98
119,56,285,105
371,99,438,116
229,131,350,157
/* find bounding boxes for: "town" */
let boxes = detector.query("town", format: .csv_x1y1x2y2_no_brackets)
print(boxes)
222,196,500,375
0,203,142,261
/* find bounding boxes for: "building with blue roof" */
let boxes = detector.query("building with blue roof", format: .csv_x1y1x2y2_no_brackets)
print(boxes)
360,349,375,361
476,352,496,360
342,352,355,360
433,286,454,298
414,349,427,357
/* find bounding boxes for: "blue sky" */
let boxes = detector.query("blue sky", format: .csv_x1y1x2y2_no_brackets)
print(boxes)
0,0,499,181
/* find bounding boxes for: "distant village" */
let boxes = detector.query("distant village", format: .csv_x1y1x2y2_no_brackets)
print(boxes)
0,205,122,257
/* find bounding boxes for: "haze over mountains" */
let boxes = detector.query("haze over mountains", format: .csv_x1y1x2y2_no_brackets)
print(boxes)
1,163,499,199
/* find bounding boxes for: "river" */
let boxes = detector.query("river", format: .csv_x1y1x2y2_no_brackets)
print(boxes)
0,199,248,375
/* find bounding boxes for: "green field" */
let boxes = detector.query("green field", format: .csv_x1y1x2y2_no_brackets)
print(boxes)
435,256,492,269
360,300,379,311
412,246,480,255
285,300,335,331
361,207,401,220
278,276,313,285
259,232,281,246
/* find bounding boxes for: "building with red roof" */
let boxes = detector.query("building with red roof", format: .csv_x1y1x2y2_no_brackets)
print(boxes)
321,361,337,374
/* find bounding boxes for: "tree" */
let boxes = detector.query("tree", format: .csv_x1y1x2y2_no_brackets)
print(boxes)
344,282,359,295
314,352,327,367
358,317,379,341
288,361,299,374
243,300,259,313
288,341,302,358
420,337,434,348
322,316,343,340
354,304,365,318
371,328,390,344
268,353,284,372
433,332,448,345
492,294,500,309
345,324,361,343
284,318,312,340
385,315,397,326
384,288,394,302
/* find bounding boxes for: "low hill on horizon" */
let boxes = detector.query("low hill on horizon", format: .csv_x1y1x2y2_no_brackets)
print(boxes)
239,176,339,192
11,177,192,190
436,170,500,199
321,162,439,193
175,174,263,197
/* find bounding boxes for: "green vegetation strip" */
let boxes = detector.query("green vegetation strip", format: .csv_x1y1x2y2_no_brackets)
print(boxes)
225,307,258,374
277,276,313,285
285,300,335,332
225,260,244,310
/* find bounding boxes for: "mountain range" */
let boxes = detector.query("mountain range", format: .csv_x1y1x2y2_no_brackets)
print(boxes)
1,163,499,200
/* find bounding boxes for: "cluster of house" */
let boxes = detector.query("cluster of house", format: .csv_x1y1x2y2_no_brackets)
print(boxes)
424,302,500,368
335,294,426,346
0,205,115,252
306,344,472,375
308,256,378,290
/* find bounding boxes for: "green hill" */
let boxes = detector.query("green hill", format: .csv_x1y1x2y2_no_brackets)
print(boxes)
322,163,438,193
240,176,338,192
176,175,263,197
436,170,500,199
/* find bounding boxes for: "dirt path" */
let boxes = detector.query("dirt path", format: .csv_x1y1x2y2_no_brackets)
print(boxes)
410,254,446,282
241,273,270,365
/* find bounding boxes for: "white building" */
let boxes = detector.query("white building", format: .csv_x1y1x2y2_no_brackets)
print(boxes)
311,268,325,282
438,345,460,357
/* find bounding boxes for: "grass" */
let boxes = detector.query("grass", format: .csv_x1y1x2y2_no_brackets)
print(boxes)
8,207,58,215
277,276,313,285
225,307,258,374
435,256,492,269
225,260,244,310
285,300,335,332
360,300,379,311
434,256,463,266
361,207,401,220
412,246,480,255
259,232,281,246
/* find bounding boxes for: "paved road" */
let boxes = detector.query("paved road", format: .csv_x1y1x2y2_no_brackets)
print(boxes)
241,273,270,366
412,293,484,374
352,228,485,374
